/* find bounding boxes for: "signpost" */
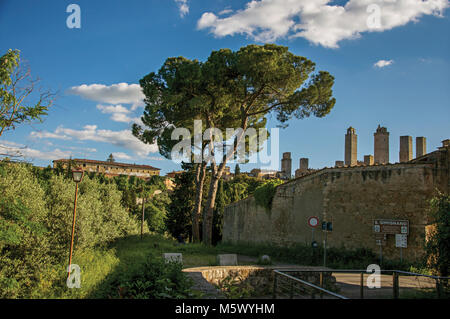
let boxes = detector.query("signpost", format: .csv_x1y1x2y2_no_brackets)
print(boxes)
373,219,409,264
308,216,319,248
373,219,409,235
395,234,407,262
320,219,333,267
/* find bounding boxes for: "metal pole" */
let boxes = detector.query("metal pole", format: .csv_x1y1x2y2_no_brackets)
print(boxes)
319,272,324,299
141,197,145,240
272,274,278,299
380,244,383,266
68,182,79,279
323,231,327,267
436,278,441,299
393,272,399,299
360,272,364,299
400,247,403,263
290,281,294,299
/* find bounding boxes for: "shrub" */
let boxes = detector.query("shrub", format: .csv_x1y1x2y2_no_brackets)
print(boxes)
0,162,144,298
95,257,194,299
425,192,450,276
253,179,284,211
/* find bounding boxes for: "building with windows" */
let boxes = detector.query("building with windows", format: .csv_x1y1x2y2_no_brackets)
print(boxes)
52,158,160,178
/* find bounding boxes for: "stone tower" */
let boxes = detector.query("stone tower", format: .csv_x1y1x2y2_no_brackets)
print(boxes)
374,125,389,164
345,127,357,166
364,155,374,165
299,158,309,171
399,136,413,163
281,152,292,177
416,137,427,158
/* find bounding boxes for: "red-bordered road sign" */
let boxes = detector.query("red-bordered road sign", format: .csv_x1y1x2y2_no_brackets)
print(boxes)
308,216,319,228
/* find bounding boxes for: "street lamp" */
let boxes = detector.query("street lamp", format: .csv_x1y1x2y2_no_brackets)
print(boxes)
68,168,83,279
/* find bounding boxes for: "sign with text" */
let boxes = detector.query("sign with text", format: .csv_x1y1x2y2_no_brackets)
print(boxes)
375,233,387,246
373,219,409,235
395,234,408,248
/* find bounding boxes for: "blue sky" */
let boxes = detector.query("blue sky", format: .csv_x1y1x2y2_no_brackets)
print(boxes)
0,0,449,175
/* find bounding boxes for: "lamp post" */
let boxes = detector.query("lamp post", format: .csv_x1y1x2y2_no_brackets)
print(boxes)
68,168,83,279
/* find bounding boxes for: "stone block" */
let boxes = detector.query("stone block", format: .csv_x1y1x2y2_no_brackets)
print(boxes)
217,254,238,266
163,253,182,264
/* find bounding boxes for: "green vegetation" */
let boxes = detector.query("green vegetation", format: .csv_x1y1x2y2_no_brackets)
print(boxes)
425,192,450,277
0,161,143,298
253,179,284,211
0,49,54,138
133,44,336,245
217,241,423,271
166,168,266,244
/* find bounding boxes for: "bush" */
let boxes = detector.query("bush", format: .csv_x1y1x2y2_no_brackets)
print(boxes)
0,162,144,298
253,179,284,211
94,257,194,299
0,162,55,298
425,192,450,276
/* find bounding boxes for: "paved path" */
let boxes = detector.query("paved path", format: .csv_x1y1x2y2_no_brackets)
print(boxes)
183,255,438,299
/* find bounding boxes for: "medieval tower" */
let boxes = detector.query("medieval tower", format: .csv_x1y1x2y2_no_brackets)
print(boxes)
399,136,413,163
281,152,292,178
374,125,390,164
345,127,357,166
416,137,427,158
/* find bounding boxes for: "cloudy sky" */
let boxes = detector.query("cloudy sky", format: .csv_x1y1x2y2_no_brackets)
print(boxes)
0,0,449,174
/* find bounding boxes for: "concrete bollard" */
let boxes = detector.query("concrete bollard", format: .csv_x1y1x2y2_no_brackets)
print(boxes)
163,253,182,264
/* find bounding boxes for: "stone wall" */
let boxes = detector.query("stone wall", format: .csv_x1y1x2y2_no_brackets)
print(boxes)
223,162,442,261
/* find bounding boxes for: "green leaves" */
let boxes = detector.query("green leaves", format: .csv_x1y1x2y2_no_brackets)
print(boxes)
0,49,54,137
254,179,284,211
426,192,450,276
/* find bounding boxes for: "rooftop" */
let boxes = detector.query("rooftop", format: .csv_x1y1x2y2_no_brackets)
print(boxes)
53,158,160,171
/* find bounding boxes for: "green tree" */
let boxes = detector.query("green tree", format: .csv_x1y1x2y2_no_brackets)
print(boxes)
135,44,335,245
234,164,240,176
426,192,450,276
0,49,54,138
107,153,115,162
166,167,196,241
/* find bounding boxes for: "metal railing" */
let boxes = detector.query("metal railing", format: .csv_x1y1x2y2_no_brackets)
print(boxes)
272,270,348,299
272,269,450,299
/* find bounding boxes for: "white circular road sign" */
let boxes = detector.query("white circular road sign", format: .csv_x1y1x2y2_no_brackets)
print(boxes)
308,216,319,228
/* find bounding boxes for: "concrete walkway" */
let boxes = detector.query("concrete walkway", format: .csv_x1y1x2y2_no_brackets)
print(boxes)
183,254,438,299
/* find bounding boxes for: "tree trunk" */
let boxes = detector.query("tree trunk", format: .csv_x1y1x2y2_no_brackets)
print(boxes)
192,162,206,243
201,118,249,245
202,173,221,245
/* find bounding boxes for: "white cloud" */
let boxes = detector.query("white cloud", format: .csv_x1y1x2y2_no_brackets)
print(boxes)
30,125,158,157
112,152,133,160
175,0,189,18
218,9,233,16
96,104,142,124
67,83,145,109
96,104,130,114
197,0,449,48
0,140,73,160
374,59,394,68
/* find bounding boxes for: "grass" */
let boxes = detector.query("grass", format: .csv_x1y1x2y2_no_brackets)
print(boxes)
46,234,435,299
50,233,230,298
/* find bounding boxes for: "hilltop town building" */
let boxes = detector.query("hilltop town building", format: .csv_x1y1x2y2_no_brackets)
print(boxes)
281,152,292,178
399,136,413,163
345,127,357,166
223,126,450,261
374,125,390,164
416,137,427,158
52,158,160,178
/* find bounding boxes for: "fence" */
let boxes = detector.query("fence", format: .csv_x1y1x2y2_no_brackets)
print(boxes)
272,269,450,299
